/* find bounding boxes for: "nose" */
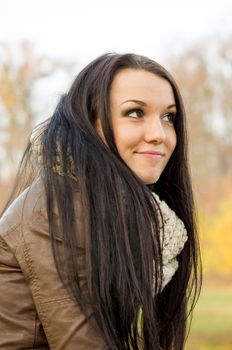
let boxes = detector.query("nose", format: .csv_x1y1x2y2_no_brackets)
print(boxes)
144,117,166,144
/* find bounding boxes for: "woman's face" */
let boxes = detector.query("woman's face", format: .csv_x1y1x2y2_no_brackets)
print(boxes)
96,68,177,184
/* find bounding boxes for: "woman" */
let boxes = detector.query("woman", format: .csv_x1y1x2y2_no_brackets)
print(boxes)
0,53,201,349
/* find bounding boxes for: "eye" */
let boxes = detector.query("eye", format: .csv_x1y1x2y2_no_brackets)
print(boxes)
123,108,144,119
162,112,176,124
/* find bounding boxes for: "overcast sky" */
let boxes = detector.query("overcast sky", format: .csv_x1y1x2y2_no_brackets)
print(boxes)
0,0,231,66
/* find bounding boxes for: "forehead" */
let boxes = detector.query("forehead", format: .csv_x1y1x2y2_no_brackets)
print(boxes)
110,68,175,107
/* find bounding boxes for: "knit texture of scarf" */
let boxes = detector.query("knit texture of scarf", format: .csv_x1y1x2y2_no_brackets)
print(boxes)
30,125,188,291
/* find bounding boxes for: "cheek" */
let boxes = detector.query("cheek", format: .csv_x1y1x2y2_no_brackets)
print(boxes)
114,125,141,151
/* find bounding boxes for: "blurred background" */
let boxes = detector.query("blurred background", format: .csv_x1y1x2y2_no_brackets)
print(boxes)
0,0,232,348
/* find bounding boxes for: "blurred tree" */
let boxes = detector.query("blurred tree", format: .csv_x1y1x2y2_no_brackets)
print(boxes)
216,36,232,177
167,36,232,212
0,40,74,179
168,48,214,178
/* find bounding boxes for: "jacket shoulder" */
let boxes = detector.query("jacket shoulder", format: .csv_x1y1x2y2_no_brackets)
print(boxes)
0,178,46,243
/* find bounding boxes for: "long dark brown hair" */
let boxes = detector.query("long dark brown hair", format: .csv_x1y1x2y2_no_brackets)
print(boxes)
3,53,201,349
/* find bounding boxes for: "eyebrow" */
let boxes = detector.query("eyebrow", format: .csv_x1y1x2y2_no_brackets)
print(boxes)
120,99,176,109
120,99,146,106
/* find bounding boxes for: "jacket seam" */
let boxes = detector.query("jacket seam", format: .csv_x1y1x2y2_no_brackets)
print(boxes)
0,236,8,249
20,226,55,348
6,222,21,234
0,223,21,247
32,313,37,349
40,296,73,305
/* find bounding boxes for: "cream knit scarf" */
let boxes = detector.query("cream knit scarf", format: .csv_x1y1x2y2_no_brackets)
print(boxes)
30,126,188,291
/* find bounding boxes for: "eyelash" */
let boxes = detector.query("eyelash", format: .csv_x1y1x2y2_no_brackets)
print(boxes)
124,108,143,119
163,112,176,124
123,108,176,124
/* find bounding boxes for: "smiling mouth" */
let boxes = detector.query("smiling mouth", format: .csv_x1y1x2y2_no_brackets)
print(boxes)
140,153,163,159
135,151,165,159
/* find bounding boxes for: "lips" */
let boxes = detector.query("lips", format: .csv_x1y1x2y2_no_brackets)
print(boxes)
135,151,165,160
136,151,165,156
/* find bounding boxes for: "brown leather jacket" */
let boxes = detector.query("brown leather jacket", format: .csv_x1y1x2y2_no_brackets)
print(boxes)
0,178,107,349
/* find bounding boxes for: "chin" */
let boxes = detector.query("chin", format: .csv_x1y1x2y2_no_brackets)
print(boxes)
134,168,162,185
142,174,161,185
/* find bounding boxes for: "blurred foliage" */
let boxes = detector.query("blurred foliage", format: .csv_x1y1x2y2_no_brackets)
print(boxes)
167,36,232,212
201,193,232,277
0,40,74,177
